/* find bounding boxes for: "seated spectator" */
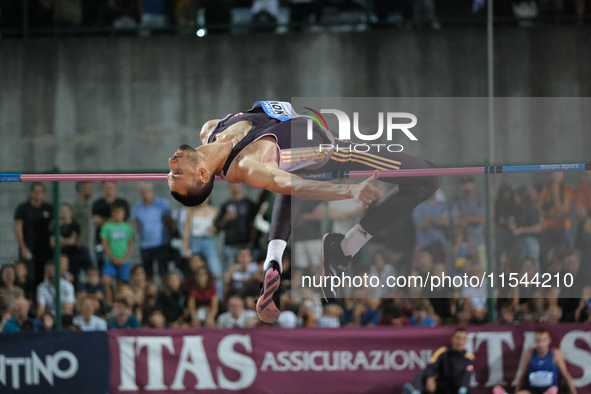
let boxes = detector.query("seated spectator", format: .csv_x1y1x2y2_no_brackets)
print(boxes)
156,272,186,327
574,209,591,268
429,263,458,324
298,287,323,327
181,253,210,293
494,183,518,261
14,260,35,300
341,289,381,327
317,303,343,328
408,299,437,327
108,297,141,329
79,267,106,304
251,0,279,31
575,171,591,220
2,297,41,333
514,257,538,309
558,250,591,322
403,328,473,394
368,250,396,298
108,0,140,29
512,328,577,394
60,255,75,285
37,262,76,317
73,297,107,331
139,0,169,34
224,248,258,300
41,313,55,331
101,201,134,305
0,264,25,314
217,296,257,328
62,314,80,331
128,265,158,309
188,267,218,327
51,203,92,288
146,309,167,328
459,262,487,325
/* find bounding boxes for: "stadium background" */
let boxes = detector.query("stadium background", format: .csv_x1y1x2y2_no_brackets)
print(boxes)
1,1,591,393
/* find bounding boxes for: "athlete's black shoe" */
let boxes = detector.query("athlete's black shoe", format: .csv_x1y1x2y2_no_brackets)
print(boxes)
321,233,352,300
255,260,282,324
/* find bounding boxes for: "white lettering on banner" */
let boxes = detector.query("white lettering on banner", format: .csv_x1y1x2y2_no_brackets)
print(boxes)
171,336,216,390
260,350,431,372
561,331,591,387
475,332,515,387
118,337,139,390
0,351,79,390
136,336,174,390
216,335,257,390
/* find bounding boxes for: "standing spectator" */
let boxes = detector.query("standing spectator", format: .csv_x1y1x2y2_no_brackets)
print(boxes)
14,182,53,285
92,181,130,272
292,200,326,271
451,176,486,269
108,297,142,329
217,295,257,328
107,0,139,28
101,201,134,305
539,171,573,252
51,203,93,287
510,187,542,272
187,267,219,327
215,184,257,272
36,262,76,317
575,171,591,220
71,181,94,251
132,182,172,282
183,197,221,295
73,297,107,331
0,265,24,314
155,272,186,327
412,191,450,263
2,297,41,333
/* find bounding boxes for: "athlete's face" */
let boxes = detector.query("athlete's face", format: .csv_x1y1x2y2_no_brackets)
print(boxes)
168,145,199,195
451,331,468,351
535,332,551,352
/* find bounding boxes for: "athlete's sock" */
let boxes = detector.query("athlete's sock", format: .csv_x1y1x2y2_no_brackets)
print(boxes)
264,239,287,272
340,223,373,257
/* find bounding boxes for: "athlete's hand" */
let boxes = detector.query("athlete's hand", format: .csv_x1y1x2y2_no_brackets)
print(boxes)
350,170,382,208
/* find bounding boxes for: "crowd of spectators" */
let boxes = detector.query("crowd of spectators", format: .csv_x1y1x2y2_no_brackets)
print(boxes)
1,170,591,333
0,0,589,36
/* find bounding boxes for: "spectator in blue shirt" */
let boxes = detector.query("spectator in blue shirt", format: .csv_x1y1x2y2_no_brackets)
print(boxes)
408,299,437,327
412,191,449,263
132,183,173,282
2,296,41,333
108,297,141,329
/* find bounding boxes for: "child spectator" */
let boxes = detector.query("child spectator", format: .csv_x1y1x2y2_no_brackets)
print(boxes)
101,201,134,305
41,313,55,331
188,267,218,327
146,309,167,328
128,265,158,309
155,272,186,327
73,297,107,331
0,264,25,314
60,255,75,285
80,267,106,302
108,297,141,329
408,299,437,327
224,247,258,300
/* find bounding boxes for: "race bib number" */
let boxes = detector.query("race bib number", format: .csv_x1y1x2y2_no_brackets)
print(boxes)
252,101,295,121
529,371,554,387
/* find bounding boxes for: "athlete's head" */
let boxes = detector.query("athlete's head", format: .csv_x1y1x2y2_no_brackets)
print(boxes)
534,327,551,352
168,144,214,207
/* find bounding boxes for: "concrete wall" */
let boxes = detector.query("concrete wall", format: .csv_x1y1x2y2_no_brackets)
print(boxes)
0,26,590,263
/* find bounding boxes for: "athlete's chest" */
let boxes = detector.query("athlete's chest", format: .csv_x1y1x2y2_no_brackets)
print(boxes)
225,137,279,182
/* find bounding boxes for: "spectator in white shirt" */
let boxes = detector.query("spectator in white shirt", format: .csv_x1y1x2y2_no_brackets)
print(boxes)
217,296,257,328
73,297,107,331
37,262,76,317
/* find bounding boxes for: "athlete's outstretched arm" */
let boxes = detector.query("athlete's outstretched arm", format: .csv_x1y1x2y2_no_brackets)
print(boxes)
240,159,382,208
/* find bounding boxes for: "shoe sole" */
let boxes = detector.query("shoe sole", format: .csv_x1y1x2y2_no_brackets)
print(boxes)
256,267,281,323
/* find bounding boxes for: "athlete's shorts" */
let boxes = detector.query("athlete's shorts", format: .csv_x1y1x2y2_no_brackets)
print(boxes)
103,259,131,282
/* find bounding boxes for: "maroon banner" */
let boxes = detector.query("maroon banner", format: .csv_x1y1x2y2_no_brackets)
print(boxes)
109,324,591,394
